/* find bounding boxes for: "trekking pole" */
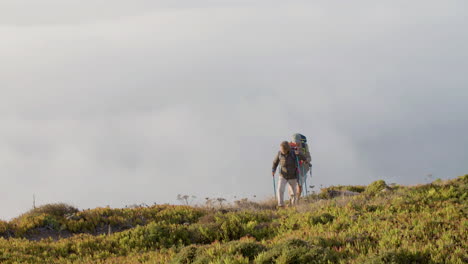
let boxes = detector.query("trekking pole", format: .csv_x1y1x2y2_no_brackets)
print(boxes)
272,173,277,199
310,164,313,179
309,164,313,192
304,166,308,196
273,166,279,200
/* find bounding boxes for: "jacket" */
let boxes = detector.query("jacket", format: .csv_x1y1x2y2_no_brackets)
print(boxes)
272,151,307,180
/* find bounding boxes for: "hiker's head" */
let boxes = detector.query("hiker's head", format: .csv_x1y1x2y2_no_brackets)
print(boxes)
280,141,291,154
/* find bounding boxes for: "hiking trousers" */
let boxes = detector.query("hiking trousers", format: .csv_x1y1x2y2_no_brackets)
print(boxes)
297,164,310,187
277,176,298,206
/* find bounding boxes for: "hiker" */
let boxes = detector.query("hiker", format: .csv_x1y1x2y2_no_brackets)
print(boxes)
272,141,308,207
290,133,312,196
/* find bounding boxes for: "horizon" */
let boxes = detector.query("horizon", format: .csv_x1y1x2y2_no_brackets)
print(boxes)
1,0,468,220
5,174,465,221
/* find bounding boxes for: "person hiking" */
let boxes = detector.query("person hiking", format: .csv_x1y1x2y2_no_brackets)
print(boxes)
272,141,308,207
290,133,312,196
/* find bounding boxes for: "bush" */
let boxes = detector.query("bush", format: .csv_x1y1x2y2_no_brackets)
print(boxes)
214,211,274,241
10,203,79,236
254,239,338,264
172,240,266,264
23,203,79,218
0,220,9,236
318,185,366,199
309,213,335,225
171,245,198,264
366,180,388,195
364,250,432,264
117,222,192,249
43,215,61,230
227,240,267,260
0,175,465,264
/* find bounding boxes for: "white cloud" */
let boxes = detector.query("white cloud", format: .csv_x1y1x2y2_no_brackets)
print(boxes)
1,0,467,219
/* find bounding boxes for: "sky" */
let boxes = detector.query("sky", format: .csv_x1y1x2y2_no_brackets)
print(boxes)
1,0,467,220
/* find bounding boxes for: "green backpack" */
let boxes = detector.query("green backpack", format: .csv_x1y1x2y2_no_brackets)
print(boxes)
291,133,311,166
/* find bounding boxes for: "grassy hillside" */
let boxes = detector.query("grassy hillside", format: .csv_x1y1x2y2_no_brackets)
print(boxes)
0,175,466,264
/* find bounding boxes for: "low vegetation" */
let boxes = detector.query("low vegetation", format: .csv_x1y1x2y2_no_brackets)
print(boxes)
0,175,466,263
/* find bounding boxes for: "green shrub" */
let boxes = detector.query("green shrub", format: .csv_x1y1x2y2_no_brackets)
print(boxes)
0,175,466,264
226,240,267,260
23,203,79,218
366,180,388,195
364,250,432,264
254,239,338,264
318,185,366,199
309,213,335,225
0,220,9,235
171,245,198,264
114,221,191,250
214,211,274,241
189,222,220,243
172,240,266,264
43,215,61,231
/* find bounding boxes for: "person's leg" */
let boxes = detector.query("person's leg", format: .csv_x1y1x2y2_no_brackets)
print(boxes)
277,176,288,206
301,164,309,191
297,170,304,197
301,164,309,195
287,179,299,205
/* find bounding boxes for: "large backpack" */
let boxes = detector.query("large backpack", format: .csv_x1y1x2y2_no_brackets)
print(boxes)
277,150,300,177
290,133,311,166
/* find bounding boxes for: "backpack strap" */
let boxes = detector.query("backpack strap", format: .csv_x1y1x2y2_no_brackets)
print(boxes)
290,151,299,170
290,150,297,161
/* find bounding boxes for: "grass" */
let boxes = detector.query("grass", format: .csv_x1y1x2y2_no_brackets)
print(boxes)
0,175,466,263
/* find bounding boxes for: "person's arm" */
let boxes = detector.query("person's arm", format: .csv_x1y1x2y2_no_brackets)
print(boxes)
272,152,280,176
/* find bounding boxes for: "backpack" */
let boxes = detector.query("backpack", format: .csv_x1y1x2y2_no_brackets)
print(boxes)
292,133,307,145
277,150,300,179
290,133,311,166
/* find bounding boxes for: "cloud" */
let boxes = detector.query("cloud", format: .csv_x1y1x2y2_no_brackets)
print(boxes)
0,0,467,219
